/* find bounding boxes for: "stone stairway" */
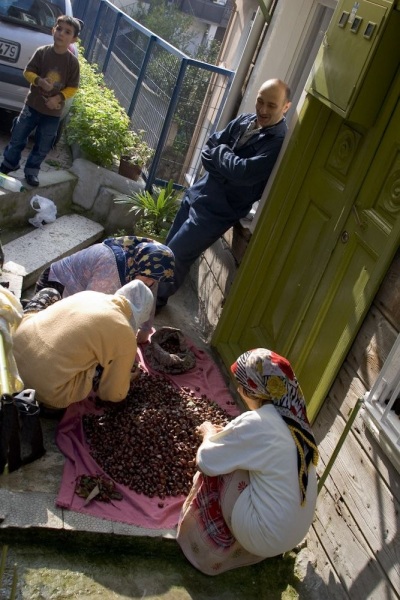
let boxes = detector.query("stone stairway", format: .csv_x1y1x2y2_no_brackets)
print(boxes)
0,214,105,298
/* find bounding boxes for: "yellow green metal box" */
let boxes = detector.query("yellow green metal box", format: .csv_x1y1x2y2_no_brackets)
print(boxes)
307,0,399,127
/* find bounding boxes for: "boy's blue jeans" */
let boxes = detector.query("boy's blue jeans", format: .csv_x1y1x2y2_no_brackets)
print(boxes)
2,105,60,176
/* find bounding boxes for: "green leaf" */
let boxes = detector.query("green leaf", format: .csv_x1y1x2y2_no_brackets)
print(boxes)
114,180,183,236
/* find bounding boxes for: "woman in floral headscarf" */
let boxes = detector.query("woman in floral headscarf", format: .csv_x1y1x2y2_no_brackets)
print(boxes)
177,348,319,576
34,236,175,343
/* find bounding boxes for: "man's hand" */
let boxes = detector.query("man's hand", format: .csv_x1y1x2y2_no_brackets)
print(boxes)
201,147,226,183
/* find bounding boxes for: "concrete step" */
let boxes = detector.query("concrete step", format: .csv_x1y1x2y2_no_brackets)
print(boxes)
0,214,104,294
0,169,77,232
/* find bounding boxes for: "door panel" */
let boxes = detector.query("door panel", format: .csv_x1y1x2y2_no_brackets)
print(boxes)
244,124,358,348
294,122,400,417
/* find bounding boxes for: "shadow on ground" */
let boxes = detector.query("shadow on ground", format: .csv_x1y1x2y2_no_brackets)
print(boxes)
1,540,307,600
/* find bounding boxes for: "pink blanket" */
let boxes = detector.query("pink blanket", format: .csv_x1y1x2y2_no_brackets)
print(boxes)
55,341,239,529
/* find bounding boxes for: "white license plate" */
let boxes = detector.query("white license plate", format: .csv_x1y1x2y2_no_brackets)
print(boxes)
0,38,20,62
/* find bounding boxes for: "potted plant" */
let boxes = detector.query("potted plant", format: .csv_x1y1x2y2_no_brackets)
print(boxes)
114,179,182,241
118,130,154,181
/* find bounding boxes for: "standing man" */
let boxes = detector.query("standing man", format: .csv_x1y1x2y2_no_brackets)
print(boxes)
157,78,291,309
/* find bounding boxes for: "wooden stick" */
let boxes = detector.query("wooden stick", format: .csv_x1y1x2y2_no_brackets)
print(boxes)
9,563,17,600
317,397,364,495
0,545,8,586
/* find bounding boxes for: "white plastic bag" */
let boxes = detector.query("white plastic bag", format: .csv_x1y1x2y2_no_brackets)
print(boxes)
28,195,57,229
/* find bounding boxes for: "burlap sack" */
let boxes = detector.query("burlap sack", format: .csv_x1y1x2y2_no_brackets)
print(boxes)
144,326,196,374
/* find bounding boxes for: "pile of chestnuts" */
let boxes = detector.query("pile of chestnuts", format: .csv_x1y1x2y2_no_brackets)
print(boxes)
158,337,181,355
82,370,234,500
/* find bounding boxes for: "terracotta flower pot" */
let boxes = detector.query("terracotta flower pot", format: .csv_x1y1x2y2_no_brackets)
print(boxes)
118,158,142,181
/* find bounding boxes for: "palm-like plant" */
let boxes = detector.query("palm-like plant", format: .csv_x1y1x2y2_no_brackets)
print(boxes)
114,180,182,239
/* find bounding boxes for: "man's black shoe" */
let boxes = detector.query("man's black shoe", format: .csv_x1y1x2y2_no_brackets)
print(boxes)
0,164,12,175
25,174,39,187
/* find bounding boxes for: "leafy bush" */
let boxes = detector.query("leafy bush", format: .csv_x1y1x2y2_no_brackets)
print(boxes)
121,129,154,167
65,48,131,168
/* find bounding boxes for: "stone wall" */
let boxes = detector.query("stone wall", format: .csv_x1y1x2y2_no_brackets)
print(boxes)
191,222,251,341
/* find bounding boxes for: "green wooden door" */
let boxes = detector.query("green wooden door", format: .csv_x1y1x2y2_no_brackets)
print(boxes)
213,76,400,422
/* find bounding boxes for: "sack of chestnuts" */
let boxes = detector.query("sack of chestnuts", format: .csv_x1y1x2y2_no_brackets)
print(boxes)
144,326,196,374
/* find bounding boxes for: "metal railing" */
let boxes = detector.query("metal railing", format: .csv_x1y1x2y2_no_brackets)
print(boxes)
177,0,232,27
71,0,235,190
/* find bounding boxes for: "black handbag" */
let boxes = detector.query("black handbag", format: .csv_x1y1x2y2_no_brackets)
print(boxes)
0,389,45,474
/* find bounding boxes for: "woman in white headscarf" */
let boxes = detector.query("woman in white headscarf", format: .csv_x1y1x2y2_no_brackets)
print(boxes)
12,280,153,410
177,348,319,576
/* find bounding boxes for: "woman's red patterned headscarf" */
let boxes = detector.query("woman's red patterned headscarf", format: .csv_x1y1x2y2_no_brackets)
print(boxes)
231,348,319,505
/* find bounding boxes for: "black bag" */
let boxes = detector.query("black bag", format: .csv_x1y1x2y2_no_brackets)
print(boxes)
0,390,45,474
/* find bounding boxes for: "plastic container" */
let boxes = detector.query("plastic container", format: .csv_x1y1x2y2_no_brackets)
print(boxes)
0,173,26,192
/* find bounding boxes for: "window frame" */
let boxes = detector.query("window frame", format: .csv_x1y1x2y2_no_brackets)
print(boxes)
361,332,400,474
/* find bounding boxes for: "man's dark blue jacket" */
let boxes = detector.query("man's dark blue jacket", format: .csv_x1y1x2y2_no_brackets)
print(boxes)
188,112,288,220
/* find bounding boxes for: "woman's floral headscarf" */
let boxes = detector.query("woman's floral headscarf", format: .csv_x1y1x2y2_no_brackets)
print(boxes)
231,348,319,505
103,236,175,284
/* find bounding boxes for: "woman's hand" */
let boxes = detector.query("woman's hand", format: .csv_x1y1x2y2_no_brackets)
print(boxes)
130,363,140,382
136,329,150,344
197,421,224,440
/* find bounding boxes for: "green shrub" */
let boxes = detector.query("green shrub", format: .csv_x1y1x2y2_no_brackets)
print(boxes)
65,48,131,168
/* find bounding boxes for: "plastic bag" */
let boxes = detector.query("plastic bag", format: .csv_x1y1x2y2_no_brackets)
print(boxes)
28,195,57,229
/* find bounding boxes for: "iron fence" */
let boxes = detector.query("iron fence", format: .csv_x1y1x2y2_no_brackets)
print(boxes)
71,0,234,190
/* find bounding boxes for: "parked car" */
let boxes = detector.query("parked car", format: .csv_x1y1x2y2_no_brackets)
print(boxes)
0,0,78,130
